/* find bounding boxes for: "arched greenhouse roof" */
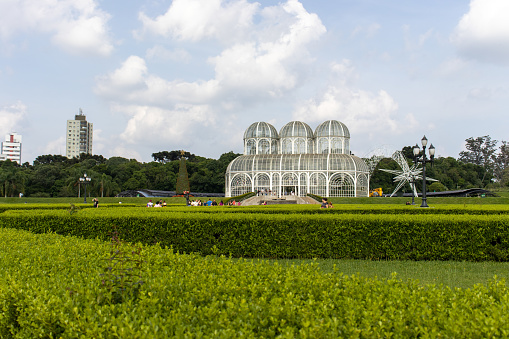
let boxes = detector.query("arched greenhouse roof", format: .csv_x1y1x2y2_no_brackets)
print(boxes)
279,121,314,138
314,120,350,138
243,122,279,139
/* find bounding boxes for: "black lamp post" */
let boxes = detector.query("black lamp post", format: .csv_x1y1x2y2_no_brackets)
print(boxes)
79,173,91,203
413,136,435,208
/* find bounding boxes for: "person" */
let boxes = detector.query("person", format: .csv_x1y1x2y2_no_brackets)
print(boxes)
206,198,212,206
212,199,218,206
154,201,162,207
321,198,328,209
162,200,167,207
219,200,224,206
184,190,190,206
147,200,153,207
328,201,333,208
93,198,99,208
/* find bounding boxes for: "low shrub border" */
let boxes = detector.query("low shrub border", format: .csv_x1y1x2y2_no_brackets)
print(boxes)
1,209,509,261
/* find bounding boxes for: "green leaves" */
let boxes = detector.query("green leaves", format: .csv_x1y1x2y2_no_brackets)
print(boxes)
1,205,509,261
2,228,509,337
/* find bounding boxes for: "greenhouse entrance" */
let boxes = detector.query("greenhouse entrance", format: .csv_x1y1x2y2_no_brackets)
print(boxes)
281,185,298,197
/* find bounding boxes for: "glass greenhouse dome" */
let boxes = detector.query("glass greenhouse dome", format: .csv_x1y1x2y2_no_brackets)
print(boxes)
226,120,370,198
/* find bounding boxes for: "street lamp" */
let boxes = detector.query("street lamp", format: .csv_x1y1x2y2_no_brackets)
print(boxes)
79,173,91,203
413,136,435,208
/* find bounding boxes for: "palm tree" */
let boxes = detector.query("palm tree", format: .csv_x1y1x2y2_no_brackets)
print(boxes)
98,173,119,197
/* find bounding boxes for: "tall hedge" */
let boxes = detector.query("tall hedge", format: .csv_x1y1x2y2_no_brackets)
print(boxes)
2,209,509,261
175,156,190,195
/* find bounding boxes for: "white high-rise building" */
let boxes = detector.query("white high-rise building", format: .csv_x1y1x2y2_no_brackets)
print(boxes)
1,132,22,164
66,109,93,159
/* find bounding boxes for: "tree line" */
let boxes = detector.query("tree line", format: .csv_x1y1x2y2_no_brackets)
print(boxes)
0,135,507,198
0,151,239,198
370,135,509,193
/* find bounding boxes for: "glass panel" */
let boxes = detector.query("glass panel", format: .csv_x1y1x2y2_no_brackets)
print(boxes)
259,139,270,154
281,173,298,196
309,172,327,196
254,173,270,196
282,139,292,154
318,138,329,154
272,173,280,197
299,173,307,196
329,173,355,197
356,173,369,197
230,173,252,197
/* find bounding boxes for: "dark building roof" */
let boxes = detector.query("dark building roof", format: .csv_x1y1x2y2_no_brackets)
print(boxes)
396,188,495,198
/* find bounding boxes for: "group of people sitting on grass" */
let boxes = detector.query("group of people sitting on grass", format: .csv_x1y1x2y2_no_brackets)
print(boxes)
321,198,334,208
146,199,167,207
188,199,240,206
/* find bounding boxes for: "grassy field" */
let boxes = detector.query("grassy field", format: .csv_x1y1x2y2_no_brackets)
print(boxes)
1,191,509,205
273,258,509,289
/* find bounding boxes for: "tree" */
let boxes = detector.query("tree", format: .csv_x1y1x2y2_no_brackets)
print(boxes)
152,150,195,163
494,141,509,184
458,136,497,185
175,153,190,194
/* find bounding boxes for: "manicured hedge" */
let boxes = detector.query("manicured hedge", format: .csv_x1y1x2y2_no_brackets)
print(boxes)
1,228,509,338
1,208,509,260
0,203,136,213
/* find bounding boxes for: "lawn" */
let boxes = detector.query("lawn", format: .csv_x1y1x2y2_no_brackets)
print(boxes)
274,258,509,289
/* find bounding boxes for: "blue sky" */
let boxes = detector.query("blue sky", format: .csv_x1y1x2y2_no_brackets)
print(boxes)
1,0,508,164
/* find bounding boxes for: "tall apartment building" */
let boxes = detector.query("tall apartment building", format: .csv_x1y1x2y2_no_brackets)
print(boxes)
1,132,22,164
66,109,93,159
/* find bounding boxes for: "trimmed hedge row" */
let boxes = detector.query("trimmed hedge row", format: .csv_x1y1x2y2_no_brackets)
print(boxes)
1,209,509,260
3,228,509,338
0,203,136,213
149,203,509,215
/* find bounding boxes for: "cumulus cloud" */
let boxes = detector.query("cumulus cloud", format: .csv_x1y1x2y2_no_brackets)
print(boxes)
0,0,113,56
146,45,191,63
0,101,27,137
452,0,509,64
42,136,66,155
96,0,326,153
292,61,402,139
113,104,214,145
137,0,259,42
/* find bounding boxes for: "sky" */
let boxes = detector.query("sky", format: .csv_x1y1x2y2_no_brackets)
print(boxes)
1,0,509,164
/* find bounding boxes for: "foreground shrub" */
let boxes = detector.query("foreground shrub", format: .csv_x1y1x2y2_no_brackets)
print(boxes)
1,208,509,261
1,228,509,338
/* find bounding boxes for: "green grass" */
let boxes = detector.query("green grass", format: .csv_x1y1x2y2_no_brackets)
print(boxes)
273,258,509,289
2,194,509,205
0,196,190,205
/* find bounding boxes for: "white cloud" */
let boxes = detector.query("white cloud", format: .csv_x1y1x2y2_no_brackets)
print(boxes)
146,45,191,62
292,62,402,139
0,101,27,137
97,0,326,150
137,0,259,42
111,103,214,145
351,23,381,38
42,136,66,155
0,0,113,56
452,0,509,64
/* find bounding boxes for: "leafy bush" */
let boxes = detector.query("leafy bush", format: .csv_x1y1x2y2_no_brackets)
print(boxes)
2,208,509,260
2,228,509,338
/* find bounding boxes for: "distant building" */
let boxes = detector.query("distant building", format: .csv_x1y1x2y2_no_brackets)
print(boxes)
1,132,22,164
66,109,93,159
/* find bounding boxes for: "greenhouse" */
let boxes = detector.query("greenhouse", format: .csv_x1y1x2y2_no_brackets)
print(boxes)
225,120,370,197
